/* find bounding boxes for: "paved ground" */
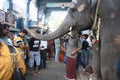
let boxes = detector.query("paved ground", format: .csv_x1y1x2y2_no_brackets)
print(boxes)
25,59,66,80
25,59,95,80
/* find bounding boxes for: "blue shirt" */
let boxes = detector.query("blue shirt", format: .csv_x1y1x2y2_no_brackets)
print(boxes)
0,36,11,45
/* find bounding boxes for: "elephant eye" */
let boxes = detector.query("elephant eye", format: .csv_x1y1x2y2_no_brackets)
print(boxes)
70,8,77,12
77,4,85,12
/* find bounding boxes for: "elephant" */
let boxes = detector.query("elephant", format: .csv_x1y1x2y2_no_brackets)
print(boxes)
25,0,120,80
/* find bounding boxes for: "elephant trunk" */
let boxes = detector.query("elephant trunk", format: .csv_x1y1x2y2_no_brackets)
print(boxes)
25,15,76,41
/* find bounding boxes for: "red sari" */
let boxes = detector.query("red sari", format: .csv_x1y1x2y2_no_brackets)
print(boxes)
66,56,77,80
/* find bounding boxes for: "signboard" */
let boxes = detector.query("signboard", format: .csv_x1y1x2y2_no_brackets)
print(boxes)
81,30,90,34
0,10,5,23
29,21,38,27
5,13,15,24
0,9,15,25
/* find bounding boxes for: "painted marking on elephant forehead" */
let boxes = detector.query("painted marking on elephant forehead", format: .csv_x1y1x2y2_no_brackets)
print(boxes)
110,12,116,18
77,4,85,12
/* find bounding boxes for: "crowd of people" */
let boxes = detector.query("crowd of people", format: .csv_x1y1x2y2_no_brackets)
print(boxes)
0,23,63,79
0,22,95,80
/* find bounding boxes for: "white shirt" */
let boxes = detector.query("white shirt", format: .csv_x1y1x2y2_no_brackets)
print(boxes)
87,37,92,47
40,40,48,50
7,38,13,46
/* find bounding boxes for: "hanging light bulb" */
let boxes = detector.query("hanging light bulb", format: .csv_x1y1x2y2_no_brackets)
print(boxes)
61,4,65,9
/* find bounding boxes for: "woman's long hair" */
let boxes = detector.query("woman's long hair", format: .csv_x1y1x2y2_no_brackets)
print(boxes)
0,23,10,38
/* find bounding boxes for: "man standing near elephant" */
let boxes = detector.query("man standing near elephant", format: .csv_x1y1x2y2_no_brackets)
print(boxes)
28,36,41,74
40,31,48,69
13,29,28,61
64,31,82,80
54,38,60,63
76,32,87,72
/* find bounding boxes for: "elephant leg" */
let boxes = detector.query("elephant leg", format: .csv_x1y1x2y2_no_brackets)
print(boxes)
101,66,111,80
100,41,119,80
101,62,119,80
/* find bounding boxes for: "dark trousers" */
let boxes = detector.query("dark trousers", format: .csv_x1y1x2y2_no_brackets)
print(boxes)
76,52,86,70
40,50,47,68
82,50,90,65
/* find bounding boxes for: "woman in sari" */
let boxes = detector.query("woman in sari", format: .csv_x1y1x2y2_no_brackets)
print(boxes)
0,23,26,80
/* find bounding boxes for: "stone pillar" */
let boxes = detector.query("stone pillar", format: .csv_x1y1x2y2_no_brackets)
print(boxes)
24,0,31,27
44,11,51,25
8,0,12,14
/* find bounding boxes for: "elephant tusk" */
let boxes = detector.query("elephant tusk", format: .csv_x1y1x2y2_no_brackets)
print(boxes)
70,26,72,31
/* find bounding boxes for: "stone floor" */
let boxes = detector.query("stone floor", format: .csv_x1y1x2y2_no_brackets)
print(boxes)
25,59,95,80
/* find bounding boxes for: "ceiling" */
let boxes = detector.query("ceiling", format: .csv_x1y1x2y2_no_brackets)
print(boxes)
40,0,72,5
39,0,72,12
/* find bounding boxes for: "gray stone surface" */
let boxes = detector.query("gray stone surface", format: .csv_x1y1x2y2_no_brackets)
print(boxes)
25,59,94,80
25,60,66,80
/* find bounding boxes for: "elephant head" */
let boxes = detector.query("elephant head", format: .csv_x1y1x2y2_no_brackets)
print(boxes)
25,0,97,40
